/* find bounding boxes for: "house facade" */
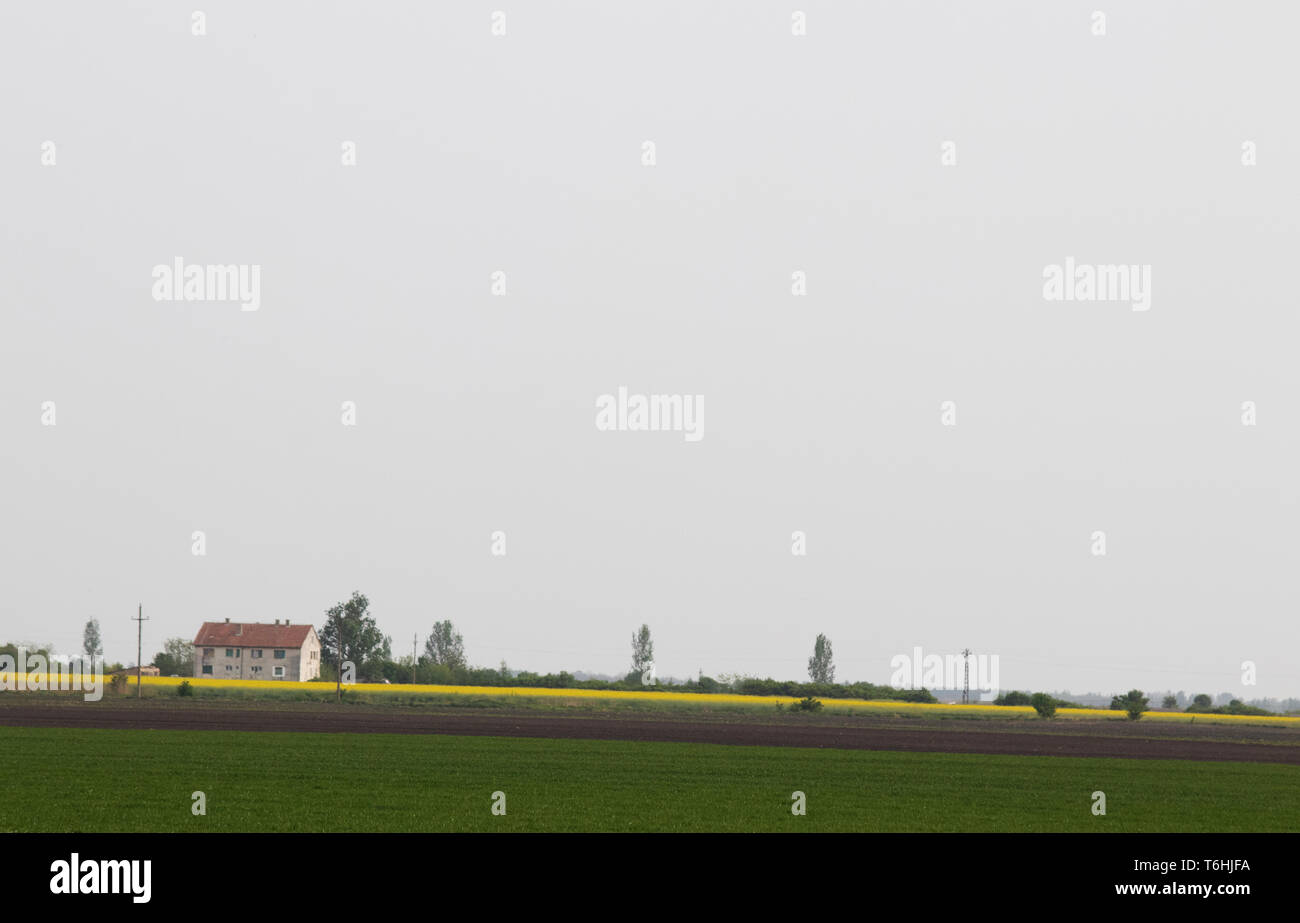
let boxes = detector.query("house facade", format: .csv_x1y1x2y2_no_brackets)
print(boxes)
193,620,321,682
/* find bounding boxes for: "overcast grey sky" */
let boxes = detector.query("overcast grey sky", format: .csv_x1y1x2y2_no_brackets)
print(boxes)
2,2,1297,698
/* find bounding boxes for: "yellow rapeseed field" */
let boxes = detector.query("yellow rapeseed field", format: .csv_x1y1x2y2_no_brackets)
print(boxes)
7,672,1296,726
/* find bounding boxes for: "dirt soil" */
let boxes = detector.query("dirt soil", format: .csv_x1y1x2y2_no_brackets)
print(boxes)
2,700,1298,764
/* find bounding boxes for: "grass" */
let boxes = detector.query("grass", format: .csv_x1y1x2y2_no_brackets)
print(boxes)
1,725,1295,832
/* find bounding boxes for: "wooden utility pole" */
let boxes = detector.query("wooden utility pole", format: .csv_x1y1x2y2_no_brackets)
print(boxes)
336,631,342,702
132,604,149,699
412,634,417,685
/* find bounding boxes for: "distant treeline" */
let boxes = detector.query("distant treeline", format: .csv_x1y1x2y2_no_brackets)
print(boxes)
992,688,1283,716
725,678,936,702
1184,698,1273,717
0,642,126,674
993,691,1082,709
318,660,937,702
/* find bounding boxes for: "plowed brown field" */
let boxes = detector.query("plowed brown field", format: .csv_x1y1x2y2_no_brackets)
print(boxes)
3,701,1298,764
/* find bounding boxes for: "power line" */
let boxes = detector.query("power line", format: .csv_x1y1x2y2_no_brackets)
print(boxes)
131,604,149,699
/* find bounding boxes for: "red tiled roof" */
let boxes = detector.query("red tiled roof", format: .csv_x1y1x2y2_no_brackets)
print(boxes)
194,622,316,648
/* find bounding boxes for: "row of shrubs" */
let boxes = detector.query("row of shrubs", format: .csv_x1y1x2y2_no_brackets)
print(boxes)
320,661,939,703
1185,698,1271,716
994,689,1277,720
994,690,1083,710
728,679,936,703
995,689,1142,719
993,691,1073,718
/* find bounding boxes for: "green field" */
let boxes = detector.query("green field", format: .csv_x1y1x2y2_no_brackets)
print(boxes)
2,726,1294,832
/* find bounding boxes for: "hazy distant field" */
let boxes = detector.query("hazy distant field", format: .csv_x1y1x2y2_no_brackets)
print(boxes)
3,726,1296,833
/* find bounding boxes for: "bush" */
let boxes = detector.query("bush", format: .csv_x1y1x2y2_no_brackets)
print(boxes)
790,696,823,712
1185,697,1272,717
109,673,127,695
994,691,1033,707
177,680,194,697
694,675,721,694
1030,692,1056,718
1111,689,1149,720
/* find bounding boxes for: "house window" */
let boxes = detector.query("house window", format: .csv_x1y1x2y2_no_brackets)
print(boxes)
273,666,285,677
225,665,233,672
202,665,213,675
225,649,233,657
252,649,263,658
274,650,286,659
203,648,213,656
251,665,262,674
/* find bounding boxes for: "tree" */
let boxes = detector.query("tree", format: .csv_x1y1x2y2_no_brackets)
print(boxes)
320,592,391,681
82,619,103,661
424,620,466,670
1192,693,1212,709
1030,692,1057,718
1110,689,1149,721
630,624,654,683
807,633,834,684
1161,695,1177,710
153,638,195,676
